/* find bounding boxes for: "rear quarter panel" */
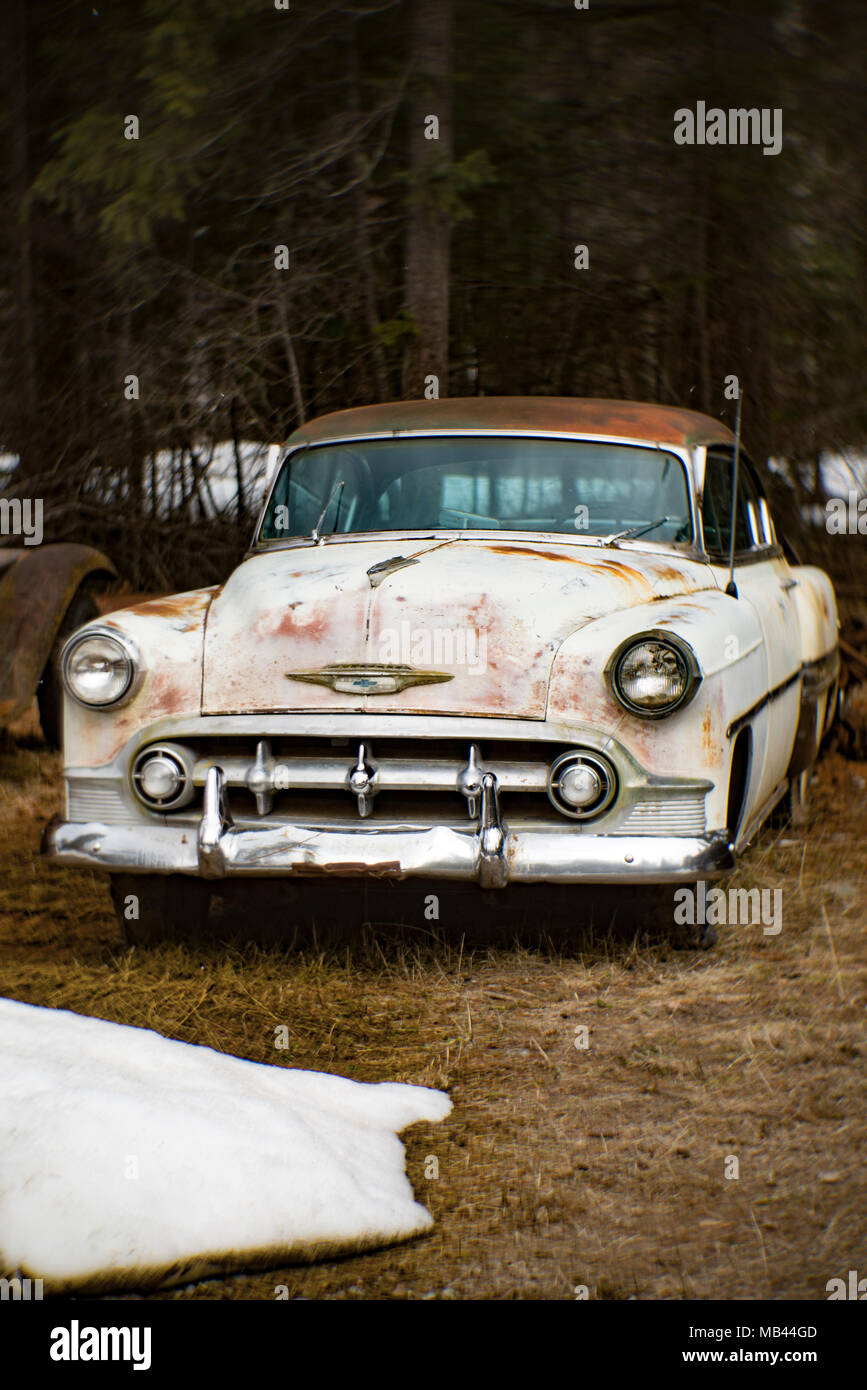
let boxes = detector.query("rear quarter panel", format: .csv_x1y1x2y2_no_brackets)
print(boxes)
790,565,839,663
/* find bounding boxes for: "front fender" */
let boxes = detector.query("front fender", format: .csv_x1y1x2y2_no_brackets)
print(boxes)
63,588,216,766
547,590,768,831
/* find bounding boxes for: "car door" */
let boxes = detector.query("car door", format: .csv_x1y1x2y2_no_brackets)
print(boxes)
701,449,802,816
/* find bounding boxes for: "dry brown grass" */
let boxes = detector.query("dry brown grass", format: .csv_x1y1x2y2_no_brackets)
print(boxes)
1,724,865,1301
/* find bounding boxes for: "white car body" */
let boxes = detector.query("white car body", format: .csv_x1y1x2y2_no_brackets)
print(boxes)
43,398,839,901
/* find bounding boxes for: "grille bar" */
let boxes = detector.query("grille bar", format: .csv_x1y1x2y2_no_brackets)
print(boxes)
190,751,550,795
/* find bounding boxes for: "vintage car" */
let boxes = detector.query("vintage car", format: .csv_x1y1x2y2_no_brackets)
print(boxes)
0,542,116,747
42,398,839,942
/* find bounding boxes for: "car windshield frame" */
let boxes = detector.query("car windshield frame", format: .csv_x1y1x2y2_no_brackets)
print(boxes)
252,430,698,551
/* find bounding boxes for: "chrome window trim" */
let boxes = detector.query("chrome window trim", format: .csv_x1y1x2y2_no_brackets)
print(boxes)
745,497,764,547
758,495,776,547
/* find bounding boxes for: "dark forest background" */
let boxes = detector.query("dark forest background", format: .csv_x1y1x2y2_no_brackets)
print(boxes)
2,0,866,592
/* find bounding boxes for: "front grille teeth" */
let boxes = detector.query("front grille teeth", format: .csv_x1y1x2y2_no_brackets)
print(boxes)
111,736,707,834
348,743,377,817
456,742,484,820
246,739,275,816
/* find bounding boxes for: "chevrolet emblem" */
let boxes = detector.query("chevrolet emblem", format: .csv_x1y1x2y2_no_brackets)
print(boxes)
285,663,454,695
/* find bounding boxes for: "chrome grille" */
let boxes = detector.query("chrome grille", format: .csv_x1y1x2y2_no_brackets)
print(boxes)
138,735,709,834
65,741,709,836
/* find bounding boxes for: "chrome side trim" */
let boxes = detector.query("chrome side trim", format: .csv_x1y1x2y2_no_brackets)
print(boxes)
726,670,802,739
726,648,839,740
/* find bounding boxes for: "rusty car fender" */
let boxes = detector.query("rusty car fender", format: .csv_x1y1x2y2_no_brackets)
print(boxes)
0,543,117,725
547,588,769,832
64,588,217,765
789,565,839,667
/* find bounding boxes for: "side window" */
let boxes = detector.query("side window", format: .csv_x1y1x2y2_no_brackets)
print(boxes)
702,451,769,559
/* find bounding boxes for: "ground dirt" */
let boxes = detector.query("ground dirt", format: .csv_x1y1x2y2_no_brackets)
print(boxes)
0,727,864,1301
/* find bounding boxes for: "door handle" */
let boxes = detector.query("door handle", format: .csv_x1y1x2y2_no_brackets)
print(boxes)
779,577,798,591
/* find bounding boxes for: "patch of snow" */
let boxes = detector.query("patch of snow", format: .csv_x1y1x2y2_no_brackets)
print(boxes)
820,448,867,498
769,449,867,503
145,438,277,519
0,998,450,1293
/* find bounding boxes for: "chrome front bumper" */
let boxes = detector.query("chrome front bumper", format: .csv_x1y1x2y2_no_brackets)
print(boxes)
42,767,735,887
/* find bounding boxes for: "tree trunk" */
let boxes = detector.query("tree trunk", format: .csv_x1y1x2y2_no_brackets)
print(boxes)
277,296,306,425
5,6,37,448
230,398,246,526
347,35,390,400
401,0,453,399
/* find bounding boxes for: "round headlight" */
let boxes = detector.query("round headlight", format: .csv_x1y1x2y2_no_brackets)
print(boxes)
607,633,699,718
62,631,137,707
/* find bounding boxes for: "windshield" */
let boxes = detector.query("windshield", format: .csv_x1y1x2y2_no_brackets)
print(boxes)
258,436,693,544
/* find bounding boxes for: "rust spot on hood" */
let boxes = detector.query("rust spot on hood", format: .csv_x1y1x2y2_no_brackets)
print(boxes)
110,590,213,621
104,588,216,634
148,670,187,716
699,690,724,765
484,543,580,563
579,561,652,590
657,607,701,625
480,545,666,594
701,709,713,751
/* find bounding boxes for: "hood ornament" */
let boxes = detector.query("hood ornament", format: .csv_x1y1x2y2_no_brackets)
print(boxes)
285,663,453,695
366,554,420,588
365,538,458,588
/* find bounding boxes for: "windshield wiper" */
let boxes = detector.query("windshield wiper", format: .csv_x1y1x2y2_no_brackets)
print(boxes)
311,479,346,542
601,515,676,547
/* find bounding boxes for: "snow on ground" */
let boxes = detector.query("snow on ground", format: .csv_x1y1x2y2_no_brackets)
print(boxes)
0,997,451,1293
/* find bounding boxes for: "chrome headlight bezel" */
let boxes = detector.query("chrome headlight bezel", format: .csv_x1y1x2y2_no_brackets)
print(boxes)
547,748,618,820
61,626,144,709
131,743,196,811
605,630,701,720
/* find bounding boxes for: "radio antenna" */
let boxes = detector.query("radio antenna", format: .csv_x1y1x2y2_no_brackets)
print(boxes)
725,389,743,598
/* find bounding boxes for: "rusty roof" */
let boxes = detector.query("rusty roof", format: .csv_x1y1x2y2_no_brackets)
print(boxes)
289,397,735,449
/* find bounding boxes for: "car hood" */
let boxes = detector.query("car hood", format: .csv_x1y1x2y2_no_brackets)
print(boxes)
201,537,714,719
